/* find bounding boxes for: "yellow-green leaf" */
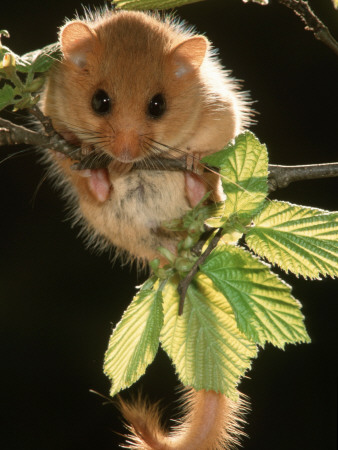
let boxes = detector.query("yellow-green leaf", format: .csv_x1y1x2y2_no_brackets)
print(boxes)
104,279,163,396
201,245,310,348
203,131,268,224
113,0,204,9
160,274,257,400
246,201,338,279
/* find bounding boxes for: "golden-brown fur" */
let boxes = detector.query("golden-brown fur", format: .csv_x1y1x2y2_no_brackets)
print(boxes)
118,388,248,450
42,8,252,448
42,8,250,262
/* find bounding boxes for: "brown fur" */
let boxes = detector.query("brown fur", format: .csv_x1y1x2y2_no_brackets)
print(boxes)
118,388,248,450
41,8,252,448
41,8,251,262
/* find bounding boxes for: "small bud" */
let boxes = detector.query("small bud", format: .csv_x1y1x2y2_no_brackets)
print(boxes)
182,235,196,250
157,247,176,265
25,76,45,93
175,257,193,273
149,258,160,272
2,52,16,69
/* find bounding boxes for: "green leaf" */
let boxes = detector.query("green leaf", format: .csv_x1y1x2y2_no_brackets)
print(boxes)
246,201,338,279
0,84,15,110
203,131,268,225
104,278,163,396
201,244,310,348
113,0,204,9
160,274,257,400
16,43,61,74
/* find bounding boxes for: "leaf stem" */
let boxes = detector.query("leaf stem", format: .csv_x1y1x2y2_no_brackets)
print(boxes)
177,227,223,315
0,116,80,157
28,104,55,136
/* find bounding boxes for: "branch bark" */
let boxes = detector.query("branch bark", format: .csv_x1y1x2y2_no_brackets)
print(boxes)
277,0,338,56
0,116,81,159
1,116,338,191
268,163,338,190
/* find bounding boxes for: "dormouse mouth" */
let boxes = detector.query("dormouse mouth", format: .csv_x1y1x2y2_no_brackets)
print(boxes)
84,167,112,203
53,133,114,203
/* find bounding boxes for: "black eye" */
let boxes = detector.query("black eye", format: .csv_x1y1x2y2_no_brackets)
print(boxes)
91,89,111,115
148,93,166,119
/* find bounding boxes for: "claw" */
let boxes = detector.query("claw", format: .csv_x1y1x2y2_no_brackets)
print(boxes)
186,152,204,175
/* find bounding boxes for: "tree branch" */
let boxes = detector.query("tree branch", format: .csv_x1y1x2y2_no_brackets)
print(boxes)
1,116,338,190
28,105,55,136
0,116,81,159
268,163,338,191
1,112,337,316
277,0,338,56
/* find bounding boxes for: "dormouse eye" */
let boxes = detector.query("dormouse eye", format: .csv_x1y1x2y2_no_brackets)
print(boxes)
91,89,111,115
148,93,166,119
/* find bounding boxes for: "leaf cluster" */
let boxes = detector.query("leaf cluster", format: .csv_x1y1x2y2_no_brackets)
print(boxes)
0,31,61,111
104,132,338,400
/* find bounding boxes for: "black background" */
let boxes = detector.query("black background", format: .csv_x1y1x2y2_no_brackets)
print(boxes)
1,1,337,449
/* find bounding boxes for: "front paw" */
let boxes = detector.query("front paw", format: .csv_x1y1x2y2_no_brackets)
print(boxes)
186,152,204,175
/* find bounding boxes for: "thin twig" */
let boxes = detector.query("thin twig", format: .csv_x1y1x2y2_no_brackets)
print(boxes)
0,116,81,158
277,0,338,56
28,105,55,136
177,228,223,315
190,225,216,256
268,163,338,191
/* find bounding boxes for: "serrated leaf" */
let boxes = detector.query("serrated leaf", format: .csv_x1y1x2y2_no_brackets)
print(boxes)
201,245,310,348
0,83,15,110
160,274,257,400
104,279,163,396
113,0,204,9
203,131,268,224
246,201,338,279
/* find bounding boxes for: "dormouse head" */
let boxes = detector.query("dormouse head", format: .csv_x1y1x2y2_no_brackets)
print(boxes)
55,11,210,164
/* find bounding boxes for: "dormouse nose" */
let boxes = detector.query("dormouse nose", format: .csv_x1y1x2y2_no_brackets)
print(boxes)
113,131,141,162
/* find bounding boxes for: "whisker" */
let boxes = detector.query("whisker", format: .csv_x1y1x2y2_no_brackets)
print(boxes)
103,117,116,136
145,137,191,159
56,119,103,135
0,148,36,166
30,172,49,208
143,137,262,201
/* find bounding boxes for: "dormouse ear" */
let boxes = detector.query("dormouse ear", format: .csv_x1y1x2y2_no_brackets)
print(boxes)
60,21,98,68
170,36,208,78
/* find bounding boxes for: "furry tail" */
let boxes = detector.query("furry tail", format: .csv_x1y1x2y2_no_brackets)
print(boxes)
117,388,247,450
